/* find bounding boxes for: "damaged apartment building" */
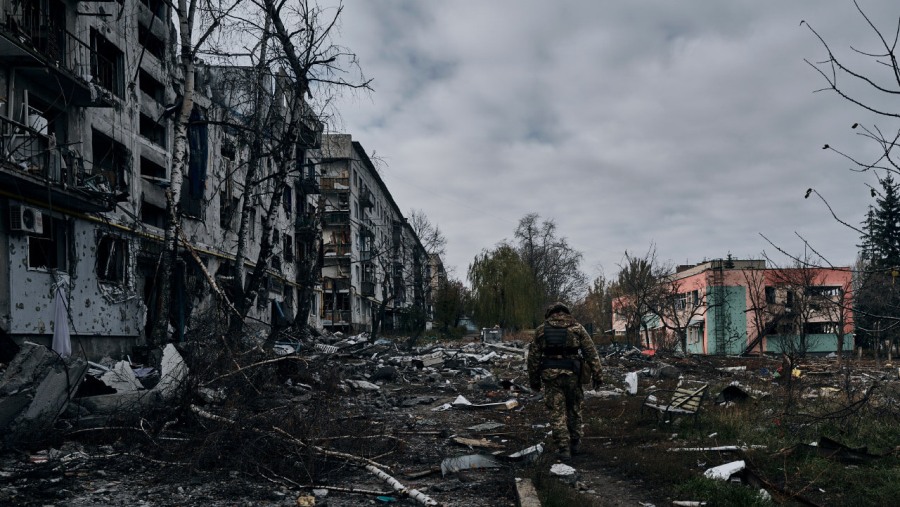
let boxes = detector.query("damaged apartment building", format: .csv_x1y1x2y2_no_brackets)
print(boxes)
318,134,433,335
0,0,437,359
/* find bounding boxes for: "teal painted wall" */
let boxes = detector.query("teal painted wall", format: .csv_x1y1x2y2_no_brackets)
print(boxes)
706,286,748,355
764,334,854,354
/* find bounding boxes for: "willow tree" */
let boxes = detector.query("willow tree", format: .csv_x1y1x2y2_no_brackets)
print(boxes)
468,244,540,329
433,278,470,335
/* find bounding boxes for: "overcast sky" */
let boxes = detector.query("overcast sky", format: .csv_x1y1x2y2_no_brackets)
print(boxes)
325,1,898,282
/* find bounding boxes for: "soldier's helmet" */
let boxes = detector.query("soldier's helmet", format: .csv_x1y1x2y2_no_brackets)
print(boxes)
544,302,571,319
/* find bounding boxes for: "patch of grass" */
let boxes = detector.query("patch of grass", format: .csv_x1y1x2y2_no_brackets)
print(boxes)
675,476,773,506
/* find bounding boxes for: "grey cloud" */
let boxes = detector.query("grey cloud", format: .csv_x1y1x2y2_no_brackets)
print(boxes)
330,0,896,277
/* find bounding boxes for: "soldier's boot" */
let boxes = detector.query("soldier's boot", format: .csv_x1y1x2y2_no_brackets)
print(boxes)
555,441,571,459
570,438,581,456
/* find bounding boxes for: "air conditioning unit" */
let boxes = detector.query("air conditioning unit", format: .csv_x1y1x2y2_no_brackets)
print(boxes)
10,204,43,234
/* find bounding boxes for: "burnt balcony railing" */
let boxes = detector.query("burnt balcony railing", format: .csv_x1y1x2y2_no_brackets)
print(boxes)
323,210,350,226
295,212,317,236
1,7,111,106
359,187,374,208
0,115,117,211
323,277,351,292
323,242,351,256
360,217,376,238
321,309,351,324
320,176,350,193
298,175,319,194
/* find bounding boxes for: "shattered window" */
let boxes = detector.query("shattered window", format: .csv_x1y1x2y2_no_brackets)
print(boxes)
97,235,128,284
92,129,130,191
804,322,838,335
27,215,69,272
90,29,124,97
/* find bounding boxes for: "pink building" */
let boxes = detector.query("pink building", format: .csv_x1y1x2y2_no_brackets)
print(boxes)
612,259,853,355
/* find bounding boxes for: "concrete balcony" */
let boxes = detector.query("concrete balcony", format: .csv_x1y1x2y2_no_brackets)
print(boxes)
0,9,111,107
0,115,118,212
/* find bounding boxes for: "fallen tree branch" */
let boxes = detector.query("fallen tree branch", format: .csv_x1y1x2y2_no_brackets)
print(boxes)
365,464,439,506
201,355,309,387
65,426,144,437
256,465,391,497
272,426,391,470
189,406,394,472
190,404,237,425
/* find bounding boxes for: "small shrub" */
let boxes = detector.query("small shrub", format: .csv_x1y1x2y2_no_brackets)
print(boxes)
675,476,773,506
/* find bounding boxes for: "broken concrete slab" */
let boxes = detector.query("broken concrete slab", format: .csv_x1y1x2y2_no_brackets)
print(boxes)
0,342,87,445
69,390,165,428
550,463,577,484
98,361,143,393
515,477,541,507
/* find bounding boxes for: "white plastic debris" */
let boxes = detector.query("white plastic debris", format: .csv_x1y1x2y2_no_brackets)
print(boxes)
156,344,188,400
703,460,745,481
440,454,501,475
345,380,380,391
625,371,639,395
508,443,544,462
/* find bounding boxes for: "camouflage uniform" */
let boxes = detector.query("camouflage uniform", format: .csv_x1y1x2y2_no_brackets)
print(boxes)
527,302,603,456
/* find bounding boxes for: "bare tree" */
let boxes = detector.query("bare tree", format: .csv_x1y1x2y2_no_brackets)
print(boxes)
646,272,710,354
151,0,240,346
162,1,372,342
572,275,614,339
804,1,900,346
612,248,659,348
742,267,775,356
368,223,427,347
514,213,587,311
409,209,446,258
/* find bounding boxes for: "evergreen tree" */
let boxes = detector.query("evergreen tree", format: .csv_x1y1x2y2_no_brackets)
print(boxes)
867,175,900,269
858,205,876,262
856,175,900,349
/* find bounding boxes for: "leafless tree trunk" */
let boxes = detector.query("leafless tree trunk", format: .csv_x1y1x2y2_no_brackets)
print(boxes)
152,0,233,345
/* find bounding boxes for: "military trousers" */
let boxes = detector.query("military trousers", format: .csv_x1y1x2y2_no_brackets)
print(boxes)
542,372,584,449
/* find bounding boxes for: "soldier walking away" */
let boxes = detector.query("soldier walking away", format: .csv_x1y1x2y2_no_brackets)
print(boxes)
527,302,603,458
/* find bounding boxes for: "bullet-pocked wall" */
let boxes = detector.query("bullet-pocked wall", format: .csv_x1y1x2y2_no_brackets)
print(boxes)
3,205,146,358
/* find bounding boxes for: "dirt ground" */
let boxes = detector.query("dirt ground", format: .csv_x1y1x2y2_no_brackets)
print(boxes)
1,335,872,506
